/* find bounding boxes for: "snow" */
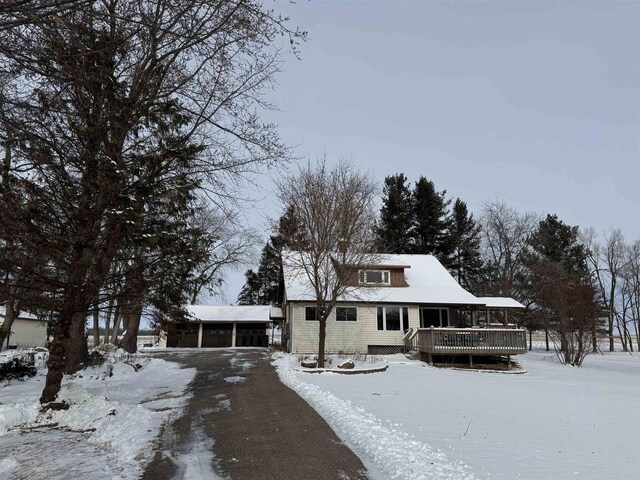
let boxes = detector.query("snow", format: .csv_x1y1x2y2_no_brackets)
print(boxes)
223,375,246,384
186,305,272,322
0,306,40,321
274,354,474,480
275,351,640,480
282,251,513,307
474,297,525,309
0,349,196,479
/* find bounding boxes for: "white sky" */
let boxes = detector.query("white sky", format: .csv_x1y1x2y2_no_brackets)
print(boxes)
216,0,640,305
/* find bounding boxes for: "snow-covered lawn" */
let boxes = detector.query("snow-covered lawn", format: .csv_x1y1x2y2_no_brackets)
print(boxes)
0,350,196,480
275,351,640,480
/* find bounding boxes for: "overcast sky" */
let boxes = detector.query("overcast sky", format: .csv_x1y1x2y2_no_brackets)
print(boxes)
215,0,640,305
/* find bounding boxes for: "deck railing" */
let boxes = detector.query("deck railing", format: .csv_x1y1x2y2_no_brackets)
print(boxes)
403,328,419,353
417,327,527,355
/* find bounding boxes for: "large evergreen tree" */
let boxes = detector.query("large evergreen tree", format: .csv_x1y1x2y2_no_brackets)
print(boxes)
448,199,483,291
527,214,598,359
237,269,261,305
412,176,452,259
237,204,306,306
376,173,414,253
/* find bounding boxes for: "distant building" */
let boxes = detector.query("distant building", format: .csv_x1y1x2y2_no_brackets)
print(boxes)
0,307,49,350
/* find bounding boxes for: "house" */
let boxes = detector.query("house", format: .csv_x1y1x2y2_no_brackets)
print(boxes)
159,305,282,348
0,307,49,350
281,252,527,362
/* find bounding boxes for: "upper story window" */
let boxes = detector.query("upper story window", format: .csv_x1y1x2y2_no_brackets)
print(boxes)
358,269,391,285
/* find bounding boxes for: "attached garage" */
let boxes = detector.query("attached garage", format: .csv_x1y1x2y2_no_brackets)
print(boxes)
163,305,273,349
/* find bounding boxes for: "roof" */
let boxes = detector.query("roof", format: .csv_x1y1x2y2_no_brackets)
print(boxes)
476,297,526,309
270,307,285,319
0,306,45,322
186,305,272,322
282,252,486,306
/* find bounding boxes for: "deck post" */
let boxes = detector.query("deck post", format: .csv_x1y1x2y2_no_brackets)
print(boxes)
507,355,511,370
469,355,473,367
504,309,509,327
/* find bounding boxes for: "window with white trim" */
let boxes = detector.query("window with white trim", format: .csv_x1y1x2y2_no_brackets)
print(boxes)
336,306,357,322
359,269,391,285
376,306,409,331
420,307,449,328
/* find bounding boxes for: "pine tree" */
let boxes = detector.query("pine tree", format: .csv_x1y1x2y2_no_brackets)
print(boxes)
237,204,306,306
376,173,414,253
527,214,589,277
412,176,451,259
448,199,483,291
237,269,261,305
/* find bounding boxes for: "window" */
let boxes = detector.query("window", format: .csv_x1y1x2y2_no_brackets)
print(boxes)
336,307,357,322
377,306,410,331
305,306,318,321
420,308,450,328
359,269,391,285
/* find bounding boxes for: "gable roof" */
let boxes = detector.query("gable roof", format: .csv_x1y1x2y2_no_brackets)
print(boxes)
0,306,45,322
282,252,487,306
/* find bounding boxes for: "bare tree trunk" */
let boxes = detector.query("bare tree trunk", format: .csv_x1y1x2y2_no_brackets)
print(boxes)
317,317,327,368
64,312,89,374
92,305,100,347
528,329,532,351
592,326,598,353
121,305,143,353
545,326,550,352
111,313,123,344
0,296,19,351
608,317,615,352
104,298,115,344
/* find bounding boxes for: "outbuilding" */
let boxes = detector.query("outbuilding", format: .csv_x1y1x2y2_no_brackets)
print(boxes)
161,305,273,348
0,307,49,350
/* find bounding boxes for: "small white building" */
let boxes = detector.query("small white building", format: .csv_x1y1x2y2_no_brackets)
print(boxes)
160,305,278,348
0,307,49,350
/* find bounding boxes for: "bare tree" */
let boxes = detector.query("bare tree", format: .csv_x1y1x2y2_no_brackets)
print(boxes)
277,159,379,368
531,261,599,366
582,228,627,352
478,201,539,347
186,203,258,304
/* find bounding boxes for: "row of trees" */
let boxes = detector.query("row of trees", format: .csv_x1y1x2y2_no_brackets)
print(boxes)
0,1,304,403
376,174,483,291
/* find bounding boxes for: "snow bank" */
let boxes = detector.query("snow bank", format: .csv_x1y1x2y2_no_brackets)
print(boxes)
0,352,196,479
273,354,474,480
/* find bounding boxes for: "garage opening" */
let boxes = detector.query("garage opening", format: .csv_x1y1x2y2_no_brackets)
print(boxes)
166,322,199,348
200,323,233,348
236,323,268,347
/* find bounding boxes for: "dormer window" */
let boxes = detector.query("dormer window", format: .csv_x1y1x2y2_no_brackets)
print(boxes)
359,269,391,285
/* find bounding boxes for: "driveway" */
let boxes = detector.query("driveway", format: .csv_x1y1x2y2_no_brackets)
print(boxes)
143,348,368,480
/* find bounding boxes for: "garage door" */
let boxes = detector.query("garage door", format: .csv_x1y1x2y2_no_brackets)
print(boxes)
166,322,199,348
201,323,233,348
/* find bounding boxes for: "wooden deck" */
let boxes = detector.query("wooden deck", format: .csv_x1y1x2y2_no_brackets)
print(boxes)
416,327,527,356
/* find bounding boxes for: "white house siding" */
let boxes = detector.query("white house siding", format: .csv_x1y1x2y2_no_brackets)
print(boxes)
289,303,421,354
1,318,48,349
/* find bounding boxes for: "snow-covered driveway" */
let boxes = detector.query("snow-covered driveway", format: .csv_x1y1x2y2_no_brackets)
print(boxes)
0,353,195,480
276,351,640,480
